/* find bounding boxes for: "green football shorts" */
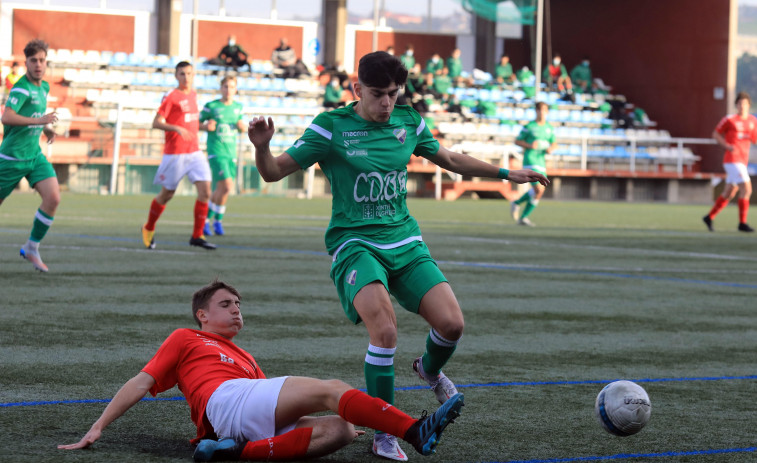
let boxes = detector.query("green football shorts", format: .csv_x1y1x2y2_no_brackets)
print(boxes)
330,240,447,324
0,155,57,199
208,155,237,184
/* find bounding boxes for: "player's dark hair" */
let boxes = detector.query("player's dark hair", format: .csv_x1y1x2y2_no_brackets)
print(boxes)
358,51,408,88
192,279,241,328
735,91,751,105
176,60,192,73
23,39,49,59
535,101,549,111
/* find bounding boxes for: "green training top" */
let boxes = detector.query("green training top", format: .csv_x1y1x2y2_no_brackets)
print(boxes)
199,99,244,158
516,120,555,172
286,102,440,255
0,75,50,161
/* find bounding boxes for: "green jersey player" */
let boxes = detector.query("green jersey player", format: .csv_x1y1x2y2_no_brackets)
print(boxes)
200,75,246,236
248,51,548,460
0,39,59,272
511,101,556,227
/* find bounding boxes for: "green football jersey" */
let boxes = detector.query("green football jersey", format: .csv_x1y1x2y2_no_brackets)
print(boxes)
0,75,50,161
286,103,440,255
200,99,243,158
516,120,555,171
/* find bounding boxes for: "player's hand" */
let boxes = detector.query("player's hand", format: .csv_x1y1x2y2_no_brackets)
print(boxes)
248,116,275,149
206,120,217,132
44,126,57,145
39,112,58,125
57,429,102,450
507,169,550,186
175,126,195,141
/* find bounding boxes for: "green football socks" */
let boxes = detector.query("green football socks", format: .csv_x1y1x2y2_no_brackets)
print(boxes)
422,328,458,377
364,344,396,435
30,208,53,242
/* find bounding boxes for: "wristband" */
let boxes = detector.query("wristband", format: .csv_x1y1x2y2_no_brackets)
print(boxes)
497,168,510,180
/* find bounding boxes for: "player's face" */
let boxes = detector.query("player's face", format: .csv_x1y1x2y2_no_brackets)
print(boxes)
25,51,47,84
221,80,237,101
355,81,400,122
536,105,549,122
198,288,243,338
737,97,751,116
175,65,194,90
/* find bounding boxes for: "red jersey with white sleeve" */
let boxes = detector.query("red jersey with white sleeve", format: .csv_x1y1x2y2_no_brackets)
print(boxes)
141,329,265,443
714,113,757,164
157,89,200,154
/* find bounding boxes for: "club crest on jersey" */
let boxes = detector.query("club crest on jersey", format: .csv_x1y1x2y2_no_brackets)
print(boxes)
393,128,407,144
346,269,357,285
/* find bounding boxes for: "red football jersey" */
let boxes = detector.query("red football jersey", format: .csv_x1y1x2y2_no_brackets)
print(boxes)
157,89,200,154
714,113,757,164
142,329,265,443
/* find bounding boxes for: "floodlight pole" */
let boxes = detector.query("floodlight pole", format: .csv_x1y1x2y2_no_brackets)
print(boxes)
192,0,199,67
534,0,544,98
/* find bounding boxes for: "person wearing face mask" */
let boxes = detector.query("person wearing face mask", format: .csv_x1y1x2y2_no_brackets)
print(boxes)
542,53,572,94
323,76,345,109
400,44,415,71
212,35,251,73
425,53,444,76
570,56,595,94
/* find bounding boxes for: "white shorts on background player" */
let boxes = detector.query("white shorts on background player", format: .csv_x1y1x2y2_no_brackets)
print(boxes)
724,162,750,185
153,151,211,190
205,376,295,443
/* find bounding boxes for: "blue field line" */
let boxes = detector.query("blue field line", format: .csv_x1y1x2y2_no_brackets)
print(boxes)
489,446,757,462
3,374,755,408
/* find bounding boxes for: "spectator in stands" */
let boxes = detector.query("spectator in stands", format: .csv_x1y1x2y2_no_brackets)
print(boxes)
3,61,23,106
542,53,572,95
386,45,396,56
200,75,246,238
433,66,453,98
425,53,444,76
570,56,595,94
510,101,556,227
0,39,59,272
516,65,536,98
141,61,216,251
494,54,516,85
207,35,251,73
248,50,547,461
703,91,757,233
410,73,443,114
323,75,345,109
400,44,415,71
446,48,464,85
271,37,310,79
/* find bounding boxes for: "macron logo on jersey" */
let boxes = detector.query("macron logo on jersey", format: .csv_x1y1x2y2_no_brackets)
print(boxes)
342,130,368,137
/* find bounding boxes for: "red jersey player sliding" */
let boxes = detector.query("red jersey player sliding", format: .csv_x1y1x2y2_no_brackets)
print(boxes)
58,280,464,461
703,91,756,233
141,61,216,250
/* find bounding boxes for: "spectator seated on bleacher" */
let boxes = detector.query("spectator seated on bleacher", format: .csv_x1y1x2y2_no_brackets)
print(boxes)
205,35,251,73
543,53,573,97
516,66,536,98
494,54,516,86
432,67,453,98
425,53,444,76
570,56,595,94
323,76,345,110
271,37,311,79
408,73,443,114
446,48,467,87
400,44,415,71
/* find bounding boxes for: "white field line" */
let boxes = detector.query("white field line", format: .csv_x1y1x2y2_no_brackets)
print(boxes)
459,236,757,262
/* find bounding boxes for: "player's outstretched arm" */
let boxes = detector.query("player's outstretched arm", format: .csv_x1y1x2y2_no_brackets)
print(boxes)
248,116,300,182
57,372,155,450
1,108,58,127
426,145,550,186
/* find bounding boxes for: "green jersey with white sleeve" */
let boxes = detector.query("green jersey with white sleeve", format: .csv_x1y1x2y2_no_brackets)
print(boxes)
0,75,50,161
516,120,555,174
286,102,440,255
200,99,244,158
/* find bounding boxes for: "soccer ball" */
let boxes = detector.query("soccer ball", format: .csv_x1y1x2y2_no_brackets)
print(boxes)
594,380,651,436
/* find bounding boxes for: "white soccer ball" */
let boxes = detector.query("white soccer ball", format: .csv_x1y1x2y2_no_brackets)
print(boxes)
594,380,651,436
